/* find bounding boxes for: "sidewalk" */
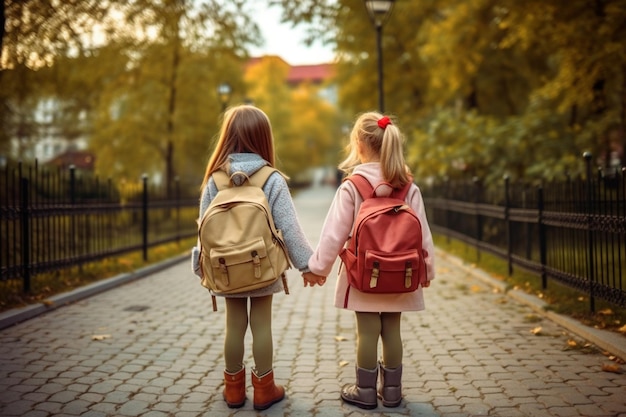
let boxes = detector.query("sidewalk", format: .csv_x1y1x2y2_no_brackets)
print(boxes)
0,185,625,417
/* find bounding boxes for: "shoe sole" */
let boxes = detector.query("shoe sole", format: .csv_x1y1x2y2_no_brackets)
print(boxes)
341,395,377,410
254,395,285,410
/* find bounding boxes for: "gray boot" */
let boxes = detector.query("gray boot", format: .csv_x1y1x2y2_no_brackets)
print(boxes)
340,366,378,409
378,362,402,407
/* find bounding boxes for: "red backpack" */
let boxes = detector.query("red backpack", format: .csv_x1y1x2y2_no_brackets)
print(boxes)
339,174,428,294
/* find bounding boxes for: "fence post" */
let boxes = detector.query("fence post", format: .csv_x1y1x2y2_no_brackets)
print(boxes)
20,177,31,293
504,175,512,276
537,183,547,289
473,177,482,263
142,174,149,262
175,176,181,244
69,165,77,258
583,152,596,313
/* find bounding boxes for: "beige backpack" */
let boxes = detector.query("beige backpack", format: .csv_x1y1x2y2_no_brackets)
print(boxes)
198,166,290,310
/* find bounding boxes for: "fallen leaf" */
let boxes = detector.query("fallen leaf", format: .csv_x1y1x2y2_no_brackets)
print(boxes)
470,285,482,293
339,361,349,367
335,336,347,342
618,324,626,334
92,334,111,341
601,363,623,374
567,339,578,347
530,326,542,335
598,308,614,316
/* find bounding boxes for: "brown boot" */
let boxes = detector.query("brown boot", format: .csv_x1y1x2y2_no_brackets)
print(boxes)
251,368,285,410
223,366,246,408
378,362,402,407
340,366,378,409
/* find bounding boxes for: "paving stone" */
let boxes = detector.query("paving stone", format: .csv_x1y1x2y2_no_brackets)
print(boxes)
0,185,624,417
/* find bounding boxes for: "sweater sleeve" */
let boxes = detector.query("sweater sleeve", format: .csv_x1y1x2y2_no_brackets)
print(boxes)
264,173,313,271
308,183,356,277
190,179,217,278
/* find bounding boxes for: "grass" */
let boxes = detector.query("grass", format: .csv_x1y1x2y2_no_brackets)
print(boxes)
0,237,197,313
434,234,626,335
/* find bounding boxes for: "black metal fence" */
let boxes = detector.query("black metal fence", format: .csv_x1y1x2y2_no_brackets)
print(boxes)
1,162,199,294
422,154,625,311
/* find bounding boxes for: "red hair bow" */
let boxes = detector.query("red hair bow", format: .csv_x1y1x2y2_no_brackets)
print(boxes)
377,116,392,129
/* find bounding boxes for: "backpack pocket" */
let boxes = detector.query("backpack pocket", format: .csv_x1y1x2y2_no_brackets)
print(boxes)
339,248,358,286
208,237,278,293
362,249,420,293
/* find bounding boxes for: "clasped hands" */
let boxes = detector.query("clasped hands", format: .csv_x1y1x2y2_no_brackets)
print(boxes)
302,271,326,287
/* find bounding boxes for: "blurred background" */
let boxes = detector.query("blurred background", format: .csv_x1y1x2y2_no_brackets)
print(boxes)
1,0,625,194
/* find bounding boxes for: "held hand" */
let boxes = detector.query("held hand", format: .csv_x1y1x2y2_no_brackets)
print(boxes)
302,272,327,287
421,280,431,288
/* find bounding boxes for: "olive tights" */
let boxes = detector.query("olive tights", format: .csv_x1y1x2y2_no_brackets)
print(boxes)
355,311,403,370
224,295,274,375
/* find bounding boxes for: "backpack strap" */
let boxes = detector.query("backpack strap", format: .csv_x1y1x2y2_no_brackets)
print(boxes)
212,170,231,191
392,179,413,201
345,174,375,200
248,166,279,188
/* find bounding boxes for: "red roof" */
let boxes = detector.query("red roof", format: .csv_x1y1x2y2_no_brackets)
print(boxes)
246,56,335,86
287,63,335,85
47,150,96,170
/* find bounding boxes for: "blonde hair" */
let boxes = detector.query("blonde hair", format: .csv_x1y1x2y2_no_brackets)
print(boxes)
201,105,276,190
338,112,411,187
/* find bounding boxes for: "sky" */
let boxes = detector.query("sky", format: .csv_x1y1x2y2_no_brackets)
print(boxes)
248,4,335,66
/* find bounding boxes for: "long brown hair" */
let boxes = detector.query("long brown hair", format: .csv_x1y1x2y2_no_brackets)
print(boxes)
201,105,276,190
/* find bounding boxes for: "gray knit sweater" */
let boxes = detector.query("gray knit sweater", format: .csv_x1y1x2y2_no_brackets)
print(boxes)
190,153,313,297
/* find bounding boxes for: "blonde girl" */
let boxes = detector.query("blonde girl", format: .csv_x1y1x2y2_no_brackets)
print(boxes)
308,111,436,409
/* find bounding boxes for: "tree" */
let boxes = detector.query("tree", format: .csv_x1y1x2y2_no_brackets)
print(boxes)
86,0,259,194
244,56,342,178
1,0,260,193
1,0,114,156
276,0,626,183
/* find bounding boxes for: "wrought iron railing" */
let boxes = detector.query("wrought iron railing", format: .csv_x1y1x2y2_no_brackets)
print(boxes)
422,154,625,311
1,162,198,293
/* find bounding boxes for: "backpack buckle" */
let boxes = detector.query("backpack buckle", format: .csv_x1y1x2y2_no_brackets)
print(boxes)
404,261,412,288
370,261,380,288
219,257,229,285
251,250,261,278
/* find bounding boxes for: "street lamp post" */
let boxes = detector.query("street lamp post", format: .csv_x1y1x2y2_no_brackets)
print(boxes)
364,0,395,113
217,82,232,112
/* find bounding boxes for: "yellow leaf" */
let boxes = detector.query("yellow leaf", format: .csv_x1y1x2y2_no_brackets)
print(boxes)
339,361,349,367
598,308,614,316
335,336,347,342
618,324,626,334
92,334,111,341
567,339,578,347
530,326,542,335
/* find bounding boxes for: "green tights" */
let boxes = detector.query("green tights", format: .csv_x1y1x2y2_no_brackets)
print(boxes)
224,295,274,375
355,311,403,370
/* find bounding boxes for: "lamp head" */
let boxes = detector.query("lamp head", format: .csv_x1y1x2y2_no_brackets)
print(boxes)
364,0,395,27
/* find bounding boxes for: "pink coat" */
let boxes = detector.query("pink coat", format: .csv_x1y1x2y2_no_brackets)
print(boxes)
308,163,436,312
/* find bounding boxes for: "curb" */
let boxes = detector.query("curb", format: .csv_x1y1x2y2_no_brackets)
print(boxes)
438,249,626,361
0,254,188,331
